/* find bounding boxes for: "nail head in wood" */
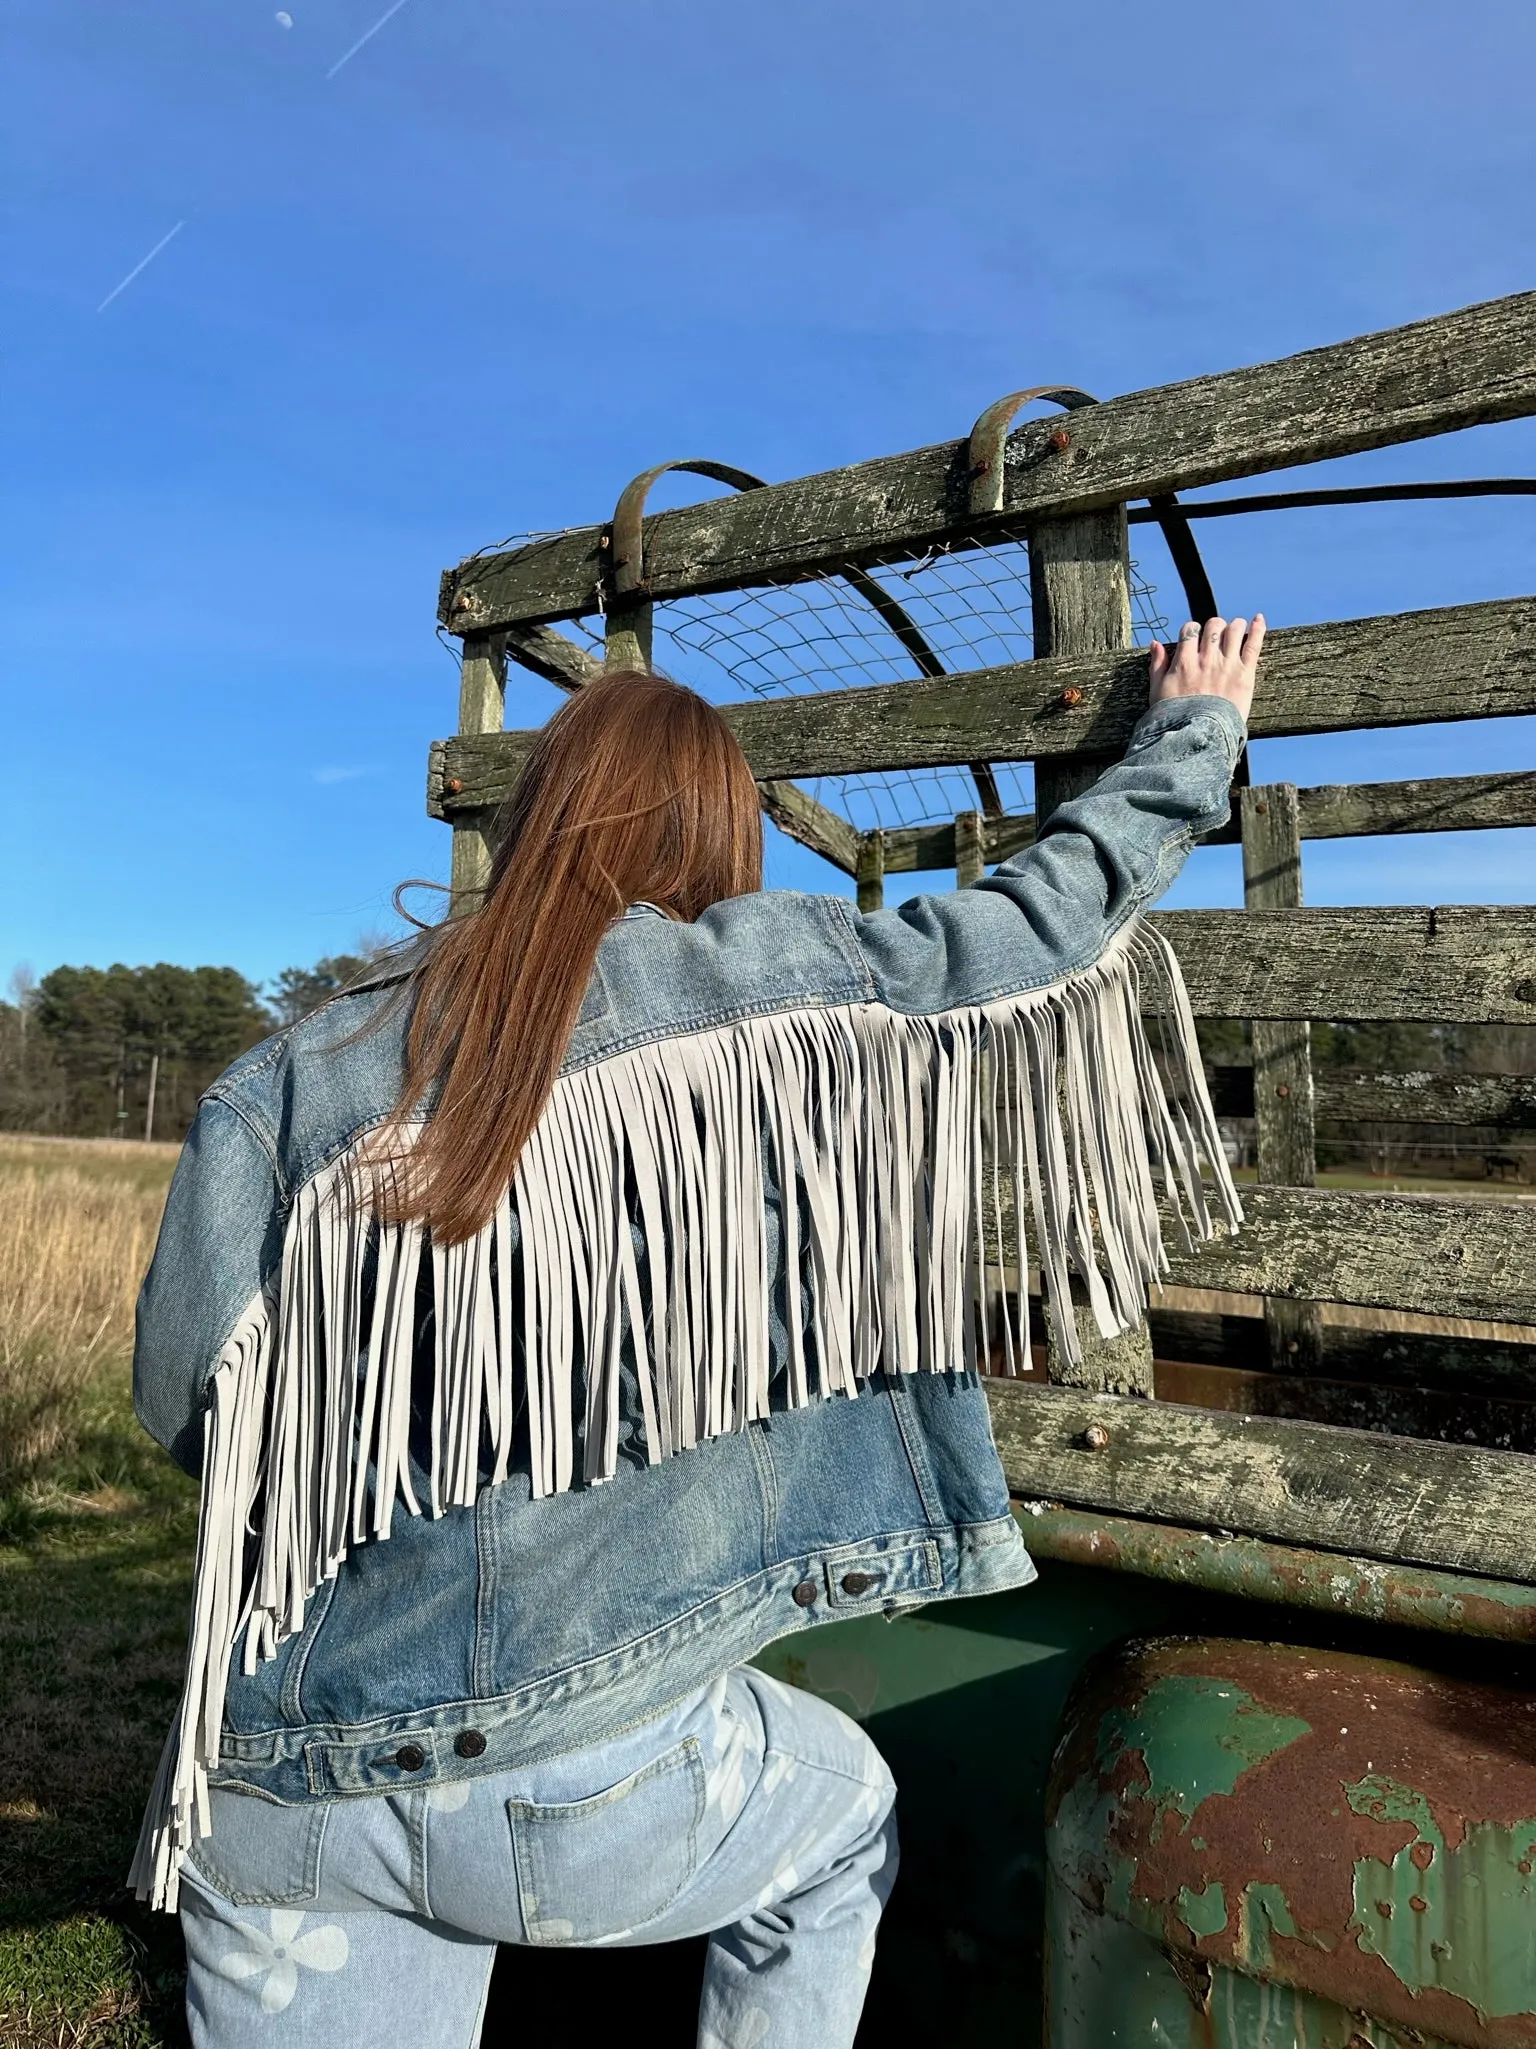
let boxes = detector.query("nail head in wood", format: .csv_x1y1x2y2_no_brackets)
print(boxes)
1082,1423,1111,1451
1059,686,1085,708
445,777,464,795
1050,428,1071,451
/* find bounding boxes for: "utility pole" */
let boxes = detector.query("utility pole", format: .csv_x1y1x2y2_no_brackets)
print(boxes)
144,1050,160,1144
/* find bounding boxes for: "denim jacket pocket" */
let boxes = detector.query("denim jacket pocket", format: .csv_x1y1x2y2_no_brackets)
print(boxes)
507,1736,705,1945
186,1787,328,1906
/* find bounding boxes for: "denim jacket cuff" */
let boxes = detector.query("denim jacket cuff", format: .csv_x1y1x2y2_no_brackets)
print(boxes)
1124,693,1248,768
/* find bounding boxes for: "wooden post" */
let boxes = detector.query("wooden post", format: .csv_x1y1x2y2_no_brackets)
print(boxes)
954,809,985,886
1029,508,1134,825
1028,507,1154,1395
604,599,653,674
856,829,886,911
144,1050,159,1144
1240,783,1324,1372
450,631,508,916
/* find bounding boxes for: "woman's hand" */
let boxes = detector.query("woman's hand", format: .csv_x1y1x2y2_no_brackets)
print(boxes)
1148,613,1264,723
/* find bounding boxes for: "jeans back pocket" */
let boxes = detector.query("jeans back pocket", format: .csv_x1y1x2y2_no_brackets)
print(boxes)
507,1737,704,1945
186,1788,328,1906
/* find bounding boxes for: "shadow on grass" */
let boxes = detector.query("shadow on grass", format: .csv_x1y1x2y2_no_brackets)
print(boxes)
0,1392,197,2046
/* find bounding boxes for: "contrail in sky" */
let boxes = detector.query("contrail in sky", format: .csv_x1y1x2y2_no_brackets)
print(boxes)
96,219,187,312
325,0,412,79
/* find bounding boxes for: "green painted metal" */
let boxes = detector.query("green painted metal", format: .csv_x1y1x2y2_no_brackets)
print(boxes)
1347,1775,1536,2020
1045,1637,1536,2048
1094,1673,1311,1816
1048,1880,1460,2048
752,1559,1240,2045
1020,1503,1536,1640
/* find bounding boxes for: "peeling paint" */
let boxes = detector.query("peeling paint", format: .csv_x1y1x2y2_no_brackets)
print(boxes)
1179,1879,1229,1938
1095,1674,1311,1821
1348,1774,1536,2020
1233,1882,1300,1976
1047,1638,1536,2045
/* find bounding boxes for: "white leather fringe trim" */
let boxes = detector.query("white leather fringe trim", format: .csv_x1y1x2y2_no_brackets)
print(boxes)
131,919,1239,1908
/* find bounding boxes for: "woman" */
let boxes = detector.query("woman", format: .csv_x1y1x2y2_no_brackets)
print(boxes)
132,613,1261,2047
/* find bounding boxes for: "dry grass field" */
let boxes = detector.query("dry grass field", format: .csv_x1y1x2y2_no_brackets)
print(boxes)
0,1136,192,2048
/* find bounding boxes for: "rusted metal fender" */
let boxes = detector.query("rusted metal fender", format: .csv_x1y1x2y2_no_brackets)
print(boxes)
1047,1637,1536,2047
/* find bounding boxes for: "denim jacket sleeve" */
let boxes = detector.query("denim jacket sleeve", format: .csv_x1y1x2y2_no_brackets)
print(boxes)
134,1095,284,1476
839,693,1246,1012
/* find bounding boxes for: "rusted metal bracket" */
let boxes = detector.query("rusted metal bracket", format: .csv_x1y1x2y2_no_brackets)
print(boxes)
608,459,767,600
966,383,1220,623
966,386,1099,518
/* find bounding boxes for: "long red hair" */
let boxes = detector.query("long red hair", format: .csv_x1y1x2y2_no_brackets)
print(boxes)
378,670,763,1242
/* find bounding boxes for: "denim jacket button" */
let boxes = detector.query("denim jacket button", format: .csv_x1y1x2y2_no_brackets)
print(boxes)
394,1743,426,1772
454,1729,487,1759
792,1579,819,1607
840,1571,876,1596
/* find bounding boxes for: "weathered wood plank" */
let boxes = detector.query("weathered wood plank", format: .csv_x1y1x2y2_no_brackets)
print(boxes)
1029,508,1154,1394
856,829,885,913
1315,1069,1536,1127
440,292,1536,628
1153,906,1536,1025
1213,1065,1536,1128
882,812,1036,874
1150,1356,1536,1456
503,622,603,691
954,810,985,888
448,633,506,914
1148,1304,1536,1396
757,780,861,874
986,1379,1536,1581
883,769,1536,868
1296,769,1536,840
432,596,1536,799
1163,1185,1536,1324
1241,784,1322,1372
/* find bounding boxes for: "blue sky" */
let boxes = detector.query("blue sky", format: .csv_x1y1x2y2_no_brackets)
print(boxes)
4,0,1533,996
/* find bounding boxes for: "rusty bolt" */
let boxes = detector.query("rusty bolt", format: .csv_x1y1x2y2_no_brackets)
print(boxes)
1049,428,1071,452
1255,800,1269,813
445,777,464,795
1276,1083,1290,1098
1082,1423,1111,1451
1059,686,1085,709
1409,1895,1429,1913
451,589,475,613
1285,1340,1299,1355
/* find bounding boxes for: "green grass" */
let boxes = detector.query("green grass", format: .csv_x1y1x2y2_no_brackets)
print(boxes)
1,1140,191,2048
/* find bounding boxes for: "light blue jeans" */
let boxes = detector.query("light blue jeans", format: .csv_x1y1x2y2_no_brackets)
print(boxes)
179,1667,898,2048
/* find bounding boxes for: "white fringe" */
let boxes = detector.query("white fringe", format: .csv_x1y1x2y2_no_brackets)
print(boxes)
131,919,1240,1909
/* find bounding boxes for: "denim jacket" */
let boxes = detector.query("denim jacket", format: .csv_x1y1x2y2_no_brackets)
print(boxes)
131,692,1245,1909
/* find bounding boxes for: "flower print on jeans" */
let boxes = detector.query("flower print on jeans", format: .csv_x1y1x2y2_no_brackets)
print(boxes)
214,1908,349,2013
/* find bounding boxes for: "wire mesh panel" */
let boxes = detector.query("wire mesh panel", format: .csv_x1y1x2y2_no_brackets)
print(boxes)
551,528,1169,836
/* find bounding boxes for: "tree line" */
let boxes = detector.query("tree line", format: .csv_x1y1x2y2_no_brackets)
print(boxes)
0,953,379,1143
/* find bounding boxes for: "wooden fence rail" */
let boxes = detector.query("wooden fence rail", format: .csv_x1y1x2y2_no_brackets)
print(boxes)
439,291,1536,630
986,1380,1536,1583
873,769,1536,873
430,594,1536,807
